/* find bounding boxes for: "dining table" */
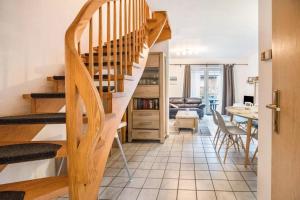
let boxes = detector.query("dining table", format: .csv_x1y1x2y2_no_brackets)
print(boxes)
226,106,258,167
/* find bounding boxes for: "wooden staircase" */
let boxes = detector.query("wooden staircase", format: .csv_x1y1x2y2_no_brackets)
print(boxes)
0,0,171,199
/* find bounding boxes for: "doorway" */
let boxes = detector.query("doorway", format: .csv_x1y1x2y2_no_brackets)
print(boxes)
190,65,223,114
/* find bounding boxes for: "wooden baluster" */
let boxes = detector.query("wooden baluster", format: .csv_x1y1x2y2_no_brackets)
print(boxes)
135,0,138,59
128,0,132,75
143,0,145,44
113,0,118,91
136,0,139,54
137,0,140,51
107,1,111,93
136,0,139,55
104,1,112,113
88,18,94,77
139,0,142,52
98,7,103,97
124,0,128,75
132,0,136,62
141,0,144,44
119,0,123,76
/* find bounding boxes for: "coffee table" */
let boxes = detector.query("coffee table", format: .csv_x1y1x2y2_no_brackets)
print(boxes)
175,110,199,133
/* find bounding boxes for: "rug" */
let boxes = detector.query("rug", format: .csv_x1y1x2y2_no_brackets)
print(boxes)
198,126,212,136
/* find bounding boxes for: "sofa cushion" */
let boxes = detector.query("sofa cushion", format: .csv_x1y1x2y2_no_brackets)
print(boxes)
175,104,187,108
181,104,200,108
169,103,179,108
185,98,202,104
170,98,185,104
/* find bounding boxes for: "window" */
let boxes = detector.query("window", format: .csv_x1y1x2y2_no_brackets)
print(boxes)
191,65,223,114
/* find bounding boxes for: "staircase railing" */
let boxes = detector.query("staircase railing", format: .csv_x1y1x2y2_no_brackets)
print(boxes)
65,0,151,199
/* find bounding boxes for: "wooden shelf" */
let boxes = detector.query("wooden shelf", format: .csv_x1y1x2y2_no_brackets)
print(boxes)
128,52,166,143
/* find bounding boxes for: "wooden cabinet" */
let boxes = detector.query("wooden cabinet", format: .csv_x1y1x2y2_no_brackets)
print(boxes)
128,52,166,143
134,85,159,98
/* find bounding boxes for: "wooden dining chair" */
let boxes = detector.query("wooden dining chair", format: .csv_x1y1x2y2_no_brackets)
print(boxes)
215,111,247,163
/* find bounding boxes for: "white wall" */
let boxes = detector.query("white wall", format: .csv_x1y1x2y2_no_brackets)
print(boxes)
234,53,259,104
258,0,272,199
0,0,88,115
169,65,185,97
0,0,87,183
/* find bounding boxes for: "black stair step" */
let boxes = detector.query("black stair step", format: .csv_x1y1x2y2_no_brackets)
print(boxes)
85,61,121,67
98,86,115,92
0,113,66,125
0,143,62,165
30,93,65,99
28,86,115,99
52,75,121,81
103,42,134,48
82,52,125,57
0,191,25,200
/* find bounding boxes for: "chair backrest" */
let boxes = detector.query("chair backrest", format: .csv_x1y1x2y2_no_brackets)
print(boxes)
210,107,218,126
215,111,230,135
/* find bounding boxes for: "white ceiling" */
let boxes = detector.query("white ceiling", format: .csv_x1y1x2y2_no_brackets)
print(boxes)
147,0,258,60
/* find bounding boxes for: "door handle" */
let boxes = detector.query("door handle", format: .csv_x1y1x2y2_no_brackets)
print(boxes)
266,90,281,133
266,104,281,111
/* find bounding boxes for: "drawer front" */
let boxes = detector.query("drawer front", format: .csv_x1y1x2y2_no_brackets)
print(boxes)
132,129,160,140
134,85,159,98
133,120,159,129
133,110,159,120
146,54,160,67
175,118,196,128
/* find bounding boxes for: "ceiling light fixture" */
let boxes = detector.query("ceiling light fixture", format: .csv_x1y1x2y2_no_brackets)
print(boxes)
172,46,207,56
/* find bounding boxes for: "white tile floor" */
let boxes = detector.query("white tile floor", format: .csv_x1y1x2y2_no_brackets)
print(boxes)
58,116,257,200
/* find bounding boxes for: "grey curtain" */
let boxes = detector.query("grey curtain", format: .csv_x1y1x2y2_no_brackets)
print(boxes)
183,64,191,98
222,64,235,114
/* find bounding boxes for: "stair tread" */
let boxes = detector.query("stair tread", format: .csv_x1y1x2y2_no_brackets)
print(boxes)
0,142,63,165
30,93,65,98
82,52,125,56
28,85,115,99
0,191,25,200
85,61,121,66
50,74,133,83
25,85,115,100
52,75,116,81
0,113,66,124
0,176,68,200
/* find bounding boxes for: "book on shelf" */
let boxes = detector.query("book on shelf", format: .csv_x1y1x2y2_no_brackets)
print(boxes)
133,98,159,110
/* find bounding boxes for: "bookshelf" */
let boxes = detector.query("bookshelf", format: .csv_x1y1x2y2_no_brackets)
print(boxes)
128,52,166,143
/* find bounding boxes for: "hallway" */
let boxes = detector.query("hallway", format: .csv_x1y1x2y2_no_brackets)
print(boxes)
93,118,257,200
